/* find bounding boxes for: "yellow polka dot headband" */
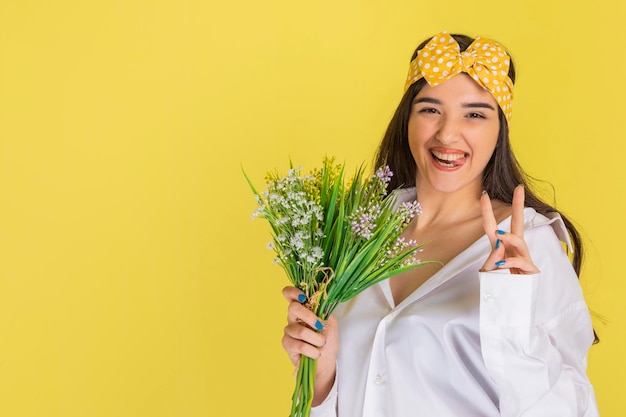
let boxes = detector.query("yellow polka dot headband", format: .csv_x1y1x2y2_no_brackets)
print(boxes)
405,31,514,123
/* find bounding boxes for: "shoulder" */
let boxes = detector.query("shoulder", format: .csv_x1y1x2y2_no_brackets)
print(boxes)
390,187,418,210
522,208,573,252
391,187,417,203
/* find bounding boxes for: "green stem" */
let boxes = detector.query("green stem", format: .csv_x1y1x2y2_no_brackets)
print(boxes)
290,356,317,417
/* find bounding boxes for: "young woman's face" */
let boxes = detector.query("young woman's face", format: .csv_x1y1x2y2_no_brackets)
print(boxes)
408,73,500,194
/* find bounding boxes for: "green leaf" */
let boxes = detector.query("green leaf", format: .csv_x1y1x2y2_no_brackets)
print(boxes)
241,165,260,196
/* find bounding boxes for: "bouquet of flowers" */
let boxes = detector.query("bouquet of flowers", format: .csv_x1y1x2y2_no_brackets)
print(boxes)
245,157,430,417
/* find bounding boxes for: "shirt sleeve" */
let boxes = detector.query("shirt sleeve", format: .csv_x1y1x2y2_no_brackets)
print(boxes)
478,222,599,417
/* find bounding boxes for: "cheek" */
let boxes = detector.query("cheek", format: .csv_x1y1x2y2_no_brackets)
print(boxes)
407,133,427,163
407,118,430,152
474,132,499,164
487,127,500,155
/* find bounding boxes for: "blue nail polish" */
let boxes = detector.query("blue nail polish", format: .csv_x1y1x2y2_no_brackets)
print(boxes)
314,320,324,331
495,260,506,267
297,294,307,303
495,239,501,249
496,229,506,235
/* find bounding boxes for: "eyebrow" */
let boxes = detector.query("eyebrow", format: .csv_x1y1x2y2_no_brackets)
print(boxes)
462,102,496,110
413,97,496,111
413,97,440,105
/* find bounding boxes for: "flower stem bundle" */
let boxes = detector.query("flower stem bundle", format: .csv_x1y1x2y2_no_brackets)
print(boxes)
245,157,430,417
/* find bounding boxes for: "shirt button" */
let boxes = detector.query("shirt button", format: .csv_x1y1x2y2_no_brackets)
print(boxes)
483,293,495,302
374,375,383,385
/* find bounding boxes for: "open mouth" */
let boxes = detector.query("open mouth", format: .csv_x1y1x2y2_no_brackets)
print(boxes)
431,150,469,168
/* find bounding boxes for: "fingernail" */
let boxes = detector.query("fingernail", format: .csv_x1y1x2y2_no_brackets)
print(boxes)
495,239,501,249
314,320,324,331
297,294,307,303
481,190,488,195
496,229,505,235
495,260,506,267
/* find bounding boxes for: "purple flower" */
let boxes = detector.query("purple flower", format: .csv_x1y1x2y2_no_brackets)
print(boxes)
375,166,393,184
399,201,422,224
350,205,381,240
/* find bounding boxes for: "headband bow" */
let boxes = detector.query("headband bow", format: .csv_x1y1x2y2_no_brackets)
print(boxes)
405,32,514,123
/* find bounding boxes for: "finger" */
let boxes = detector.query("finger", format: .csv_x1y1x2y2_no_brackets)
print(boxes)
282,332,323,361
511,185,525,237
284,322,326,348
287,301,326,331
481,191,498,246
493,256,540,274
282,286,307,304
495,230,532,260
282,315,338,364
480,236,506,272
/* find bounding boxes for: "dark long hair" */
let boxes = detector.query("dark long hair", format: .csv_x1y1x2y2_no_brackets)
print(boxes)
375,34,595,341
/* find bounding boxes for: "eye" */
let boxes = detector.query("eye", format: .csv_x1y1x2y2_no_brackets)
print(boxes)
418,107,439,114
466,112,485,119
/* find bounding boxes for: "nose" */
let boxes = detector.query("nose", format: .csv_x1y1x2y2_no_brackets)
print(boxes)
435,115,460,144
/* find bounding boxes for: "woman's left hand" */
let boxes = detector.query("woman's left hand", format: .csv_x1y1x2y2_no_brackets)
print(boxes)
480,185,540,274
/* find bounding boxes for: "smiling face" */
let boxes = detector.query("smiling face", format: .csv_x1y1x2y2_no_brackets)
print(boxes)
408,73,500,195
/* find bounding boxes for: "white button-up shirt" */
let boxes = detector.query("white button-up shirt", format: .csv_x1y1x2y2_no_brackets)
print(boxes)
312,189,599,417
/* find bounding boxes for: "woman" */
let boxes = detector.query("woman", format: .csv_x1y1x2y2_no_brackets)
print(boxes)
282,32,599,416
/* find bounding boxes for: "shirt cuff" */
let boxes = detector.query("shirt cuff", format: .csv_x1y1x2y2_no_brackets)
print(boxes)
479,271,539,327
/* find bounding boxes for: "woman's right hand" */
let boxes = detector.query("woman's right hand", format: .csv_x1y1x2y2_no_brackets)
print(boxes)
282,286,339,405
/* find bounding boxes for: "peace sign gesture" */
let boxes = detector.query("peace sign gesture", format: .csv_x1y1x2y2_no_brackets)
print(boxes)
480,185,540,274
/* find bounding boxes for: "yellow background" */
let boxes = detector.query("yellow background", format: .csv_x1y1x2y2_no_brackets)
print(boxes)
0,1,623,416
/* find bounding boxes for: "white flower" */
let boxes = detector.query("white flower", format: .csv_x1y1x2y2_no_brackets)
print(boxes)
311,246,324,260
290,232,306,251
251,205,265,220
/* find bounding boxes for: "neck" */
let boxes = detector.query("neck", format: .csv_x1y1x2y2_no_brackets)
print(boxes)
413,181,483,228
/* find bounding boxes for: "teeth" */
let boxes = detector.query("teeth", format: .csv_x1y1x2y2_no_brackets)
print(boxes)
431,151,466,161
